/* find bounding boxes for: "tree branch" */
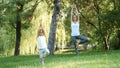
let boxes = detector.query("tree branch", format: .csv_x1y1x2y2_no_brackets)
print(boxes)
11,23,16,29
79,10,98,30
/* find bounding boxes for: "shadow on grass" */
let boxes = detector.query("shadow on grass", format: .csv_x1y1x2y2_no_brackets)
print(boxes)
0,55,40,68
0,50,120,68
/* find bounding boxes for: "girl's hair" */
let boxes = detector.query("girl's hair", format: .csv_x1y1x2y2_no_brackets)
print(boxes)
38,28,45,36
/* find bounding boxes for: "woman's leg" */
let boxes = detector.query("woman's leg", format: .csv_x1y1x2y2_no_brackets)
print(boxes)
77,35,88,44
72,36,79,55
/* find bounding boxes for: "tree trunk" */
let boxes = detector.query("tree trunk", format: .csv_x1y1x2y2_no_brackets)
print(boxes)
117,29,120,49
103,35,110,50
14,2,23,56
14,12,21,56
48,0,61,55
83,26,88,51
113,0,120,49
94,0,105,49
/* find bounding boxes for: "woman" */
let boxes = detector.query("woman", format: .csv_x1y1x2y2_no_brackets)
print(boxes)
71,4,88,55
37,24,49,65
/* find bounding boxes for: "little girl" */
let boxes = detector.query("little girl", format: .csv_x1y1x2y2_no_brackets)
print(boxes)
37,24,49,65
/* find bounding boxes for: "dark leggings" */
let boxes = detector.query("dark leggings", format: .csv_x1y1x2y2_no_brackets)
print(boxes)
72,35,88,54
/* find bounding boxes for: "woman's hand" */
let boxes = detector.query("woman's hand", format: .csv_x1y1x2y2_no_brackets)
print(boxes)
71,4,76,8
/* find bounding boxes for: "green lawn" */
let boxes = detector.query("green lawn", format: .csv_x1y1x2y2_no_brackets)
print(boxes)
0,50,120,68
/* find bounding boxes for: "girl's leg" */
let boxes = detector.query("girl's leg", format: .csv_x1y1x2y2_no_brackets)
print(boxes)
39,49,44,65
39,48,49,66
46,48,50,55
77,35,88,44
72,36,79,55
44,48,50,57
41,57,44,65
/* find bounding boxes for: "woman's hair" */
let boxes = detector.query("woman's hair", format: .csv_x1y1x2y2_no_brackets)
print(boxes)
72,15,78,22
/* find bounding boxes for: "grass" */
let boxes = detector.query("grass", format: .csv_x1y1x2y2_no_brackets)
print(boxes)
0,50,120,68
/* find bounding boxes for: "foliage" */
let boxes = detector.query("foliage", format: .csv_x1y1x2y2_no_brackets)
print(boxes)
0,0,120,56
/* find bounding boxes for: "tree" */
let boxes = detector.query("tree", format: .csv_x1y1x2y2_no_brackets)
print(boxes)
14,1,23,56
48,0,61,55
0,0,41,56
14,0,41,56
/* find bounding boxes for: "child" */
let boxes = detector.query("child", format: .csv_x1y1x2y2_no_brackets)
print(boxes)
37,24,49,65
